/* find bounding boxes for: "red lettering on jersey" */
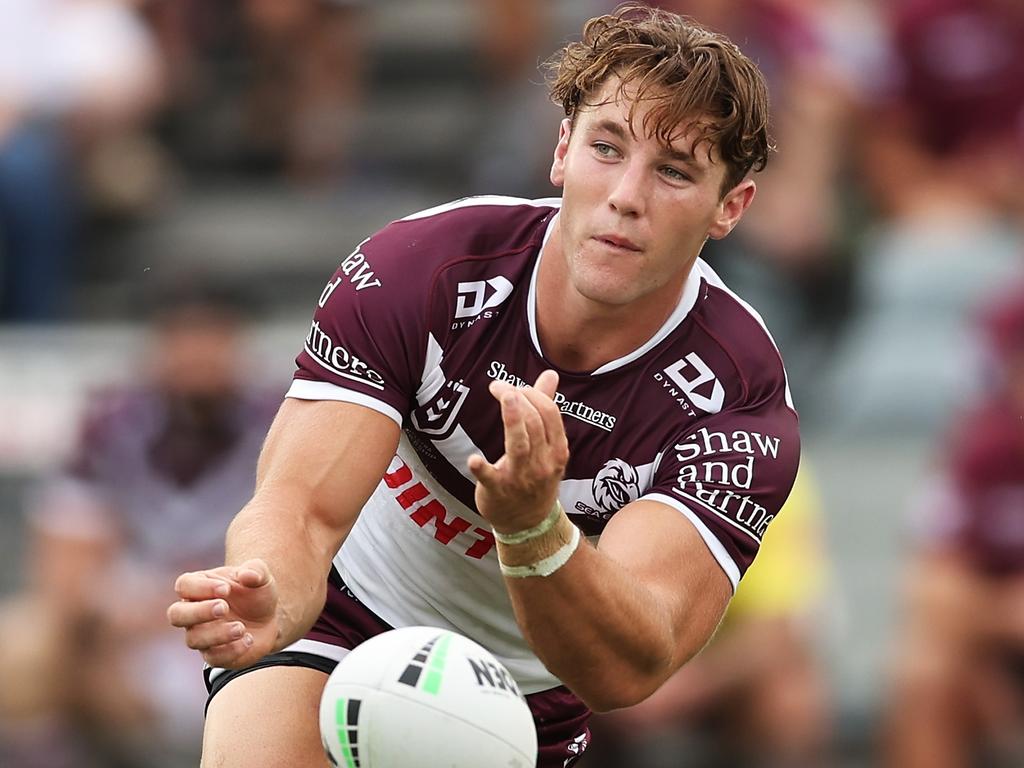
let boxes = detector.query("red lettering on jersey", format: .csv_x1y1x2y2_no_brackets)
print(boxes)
396,482,430,509
386,457,499,560
464,528,495,559
409,500,471,544
383,459,413,489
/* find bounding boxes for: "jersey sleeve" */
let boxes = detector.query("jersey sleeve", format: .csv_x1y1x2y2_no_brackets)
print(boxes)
642,403,800,590
289,225,432,426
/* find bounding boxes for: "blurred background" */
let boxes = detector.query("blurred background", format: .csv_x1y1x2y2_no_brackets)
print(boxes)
1,0,1023,766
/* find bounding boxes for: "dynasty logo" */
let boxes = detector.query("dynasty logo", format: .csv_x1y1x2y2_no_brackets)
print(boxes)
654,352,725,416
451,277,514,329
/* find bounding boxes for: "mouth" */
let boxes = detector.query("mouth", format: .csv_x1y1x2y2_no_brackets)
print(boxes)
593,234,642,252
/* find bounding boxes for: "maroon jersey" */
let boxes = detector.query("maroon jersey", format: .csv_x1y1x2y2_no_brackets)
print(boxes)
287,196,800,692
882,0,1024,160
34,387,277,574
914,400,1024,577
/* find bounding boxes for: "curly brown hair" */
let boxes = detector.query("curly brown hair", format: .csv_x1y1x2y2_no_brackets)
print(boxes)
546,3,772,194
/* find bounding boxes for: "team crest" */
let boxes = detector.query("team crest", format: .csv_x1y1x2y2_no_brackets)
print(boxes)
592,459,641,513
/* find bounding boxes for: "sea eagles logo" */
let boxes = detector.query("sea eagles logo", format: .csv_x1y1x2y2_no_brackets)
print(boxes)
593,459,641,513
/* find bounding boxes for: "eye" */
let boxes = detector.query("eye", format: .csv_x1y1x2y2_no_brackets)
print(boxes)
660,166,690,182
592,142,620,159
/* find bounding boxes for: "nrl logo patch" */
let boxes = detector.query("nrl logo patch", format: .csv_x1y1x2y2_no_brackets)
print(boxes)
410,379,470,438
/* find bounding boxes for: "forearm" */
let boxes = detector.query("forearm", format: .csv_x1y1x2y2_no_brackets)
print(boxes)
471,376,731,710
219,398,398,651
504,540,690,712
168,401,399,669
224,491,342,652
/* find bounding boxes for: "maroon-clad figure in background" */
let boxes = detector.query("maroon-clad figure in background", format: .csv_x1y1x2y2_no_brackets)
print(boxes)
167,7,801,767
0,282,279,768
863,0,1024,219
886,286,1024,768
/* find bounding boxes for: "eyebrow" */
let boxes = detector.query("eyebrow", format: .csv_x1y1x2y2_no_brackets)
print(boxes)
588,118,704,171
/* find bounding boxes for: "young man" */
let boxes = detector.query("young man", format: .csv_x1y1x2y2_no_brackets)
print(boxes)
167,6,800,767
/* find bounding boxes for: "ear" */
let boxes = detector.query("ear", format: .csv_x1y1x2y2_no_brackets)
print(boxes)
549,118,573,188
708,179,756,240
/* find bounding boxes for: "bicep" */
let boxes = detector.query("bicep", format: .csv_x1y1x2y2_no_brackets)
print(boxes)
597,499,733,667
255,398,401,538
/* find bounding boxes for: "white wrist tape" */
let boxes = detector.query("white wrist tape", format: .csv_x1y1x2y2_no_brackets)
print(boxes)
492,501,564,545
498,525,581,578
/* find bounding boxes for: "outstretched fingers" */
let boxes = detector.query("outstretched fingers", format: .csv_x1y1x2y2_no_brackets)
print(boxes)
493,383,531,461
493,378,554,450
197,635,257,668
167,596,227,629
169,561,273,666
174,570,232,601
520,374,568,465
231,559,272,590
467,452,500,488
534,369,559,399
184,619,251,652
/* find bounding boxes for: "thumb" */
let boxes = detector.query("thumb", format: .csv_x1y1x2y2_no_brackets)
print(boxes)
233,558,272,589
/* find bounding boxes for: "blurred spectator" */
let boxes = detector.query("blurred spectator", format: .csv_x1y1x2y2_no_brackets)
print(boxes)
588,466,833,768
144,0,365,186
829,0,1024,434
0,282,278,768
469,0,570,197
0,0,161,321
860,0,1024,221
884,286,1024,768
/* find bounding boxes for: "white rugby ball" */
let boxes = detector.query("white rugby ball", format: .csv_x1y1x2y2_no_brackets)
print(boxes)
319,626,538,768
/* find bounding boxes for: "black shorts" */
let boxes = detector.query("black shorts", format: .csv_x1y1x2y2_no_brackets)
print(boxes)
206,570,591,768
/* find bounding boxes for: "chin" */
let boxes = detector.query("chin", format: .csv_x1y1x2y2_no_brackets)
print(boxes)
574,277,644,307
570,263,638,300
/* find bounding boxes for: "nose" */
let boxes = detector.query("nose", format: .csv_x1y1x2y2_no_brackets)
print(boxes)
607,161,647,217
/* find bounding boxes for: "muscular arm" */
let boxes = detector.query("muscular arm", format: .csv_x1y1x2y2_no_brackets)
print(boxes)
507,501,731,712
169,398,399,667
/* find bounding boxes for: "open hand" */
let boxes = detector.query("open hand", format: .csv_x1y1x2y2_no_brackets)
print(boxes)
167,558,279,668
467,369,569,533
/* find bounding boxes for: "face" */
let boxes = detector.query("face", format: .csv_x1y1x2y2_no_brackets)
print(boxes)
154,311,243,399
549,78,755,309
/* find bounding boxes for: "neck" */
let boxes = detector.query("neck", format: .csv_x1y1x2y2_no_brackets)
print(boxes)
535,223,692,373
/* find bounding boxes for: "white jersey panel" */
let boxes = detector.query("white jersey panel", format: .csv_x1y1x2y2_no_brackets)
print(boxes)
336,432,561,694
